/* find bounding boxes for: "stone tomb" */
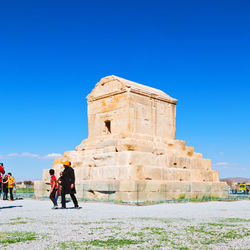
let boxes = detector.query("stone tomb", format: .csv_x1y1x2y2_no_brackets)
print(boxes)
34,75,227,201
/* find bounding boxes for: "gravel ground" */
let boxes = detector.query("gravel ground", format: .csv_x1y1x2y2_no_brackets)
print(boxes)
0,199,250,249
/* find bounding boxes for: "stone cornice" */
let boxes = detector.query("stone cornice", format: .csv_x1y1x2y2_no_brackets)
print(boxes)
87,75,177,104
87,90,127,102
87,87,177,104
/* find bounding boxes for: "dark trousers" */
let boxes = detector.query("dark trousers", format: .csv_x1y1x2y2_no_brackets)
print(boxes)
9,188,13,200
61,192,78,208
49,188,58,206
3,190,8,200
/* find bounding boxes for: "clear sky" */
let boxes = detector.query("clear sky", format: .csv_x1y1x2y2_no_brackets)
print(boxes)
0,0,249,181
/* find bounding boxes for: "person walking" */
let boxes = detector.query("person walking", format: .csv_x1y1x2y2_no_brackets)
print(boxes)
49,169,58,209
7,173,15,201
61,161,79,209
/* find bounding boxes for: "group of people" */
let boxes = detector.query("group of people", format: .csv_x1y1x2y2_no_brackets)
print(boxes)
0,164,16,201
48,160,79,209
0,161,78,208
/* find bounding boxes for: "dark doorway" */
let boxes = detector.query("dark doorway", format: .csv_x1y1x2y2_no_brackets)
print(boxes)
105,120,111,134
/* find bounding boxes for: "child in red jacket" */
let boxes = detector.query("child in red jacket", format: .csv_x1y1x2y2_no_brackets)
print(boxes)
48,169,58,209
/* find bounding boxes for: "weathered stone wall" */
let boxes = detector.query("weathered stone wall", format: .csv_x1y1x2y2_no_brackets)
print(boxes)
88,93,130,139
129,92,176,139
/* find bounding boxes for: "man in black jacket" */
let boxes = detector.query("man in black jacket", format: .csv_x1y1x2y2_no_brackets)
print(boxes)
61,161,79,209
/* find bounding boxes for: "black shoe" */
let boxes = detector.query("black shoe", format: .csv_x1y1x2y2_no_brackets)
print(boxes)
60,207,66,209
74,206,81,209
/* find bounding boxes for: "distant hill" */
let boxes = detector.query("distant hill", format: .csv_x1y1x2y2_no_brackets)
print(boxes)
221,177,250,183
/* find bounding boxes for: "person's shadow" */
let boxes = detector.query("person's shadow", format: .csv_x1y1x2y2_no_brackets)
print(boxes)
0,205,23,210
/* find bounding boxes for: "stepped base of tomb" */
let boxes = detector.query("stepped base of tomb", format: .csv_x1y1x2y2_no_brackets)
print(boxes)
34,180,228,202
34,136,228,201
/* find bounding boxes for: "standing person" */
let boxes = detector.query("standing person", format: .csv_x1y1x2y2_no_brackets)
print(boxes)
49,169,58,209
2,175,8,200
7,173,15,201
0,163,5,198
0,163,5,175
0,173,2,198
61,161,79,209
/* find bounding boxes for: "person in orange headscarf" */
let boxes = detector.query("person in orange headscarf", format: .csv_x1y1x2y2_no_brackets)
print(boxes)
60,161,79,209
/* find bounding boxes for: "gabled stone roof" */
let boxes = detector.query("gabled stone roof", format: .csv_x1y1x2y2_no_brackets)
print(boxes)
87,75,177,104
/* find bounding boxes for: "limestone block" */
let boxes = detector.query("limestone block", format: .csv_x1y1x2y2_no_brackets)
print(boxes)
102,146,117,153
119,166,135,180
167,155,194,169
81,180,119,192
190,169,213,182
64,150,78,159
193,152,202,158
95,181,119,192
190,192,204,199
76,155,96,168
211,182,228,192
119,151,167,167
155,155,167,167
134,165,144,180
82,189,117,201
89,167,102,180
153,147,166,155
138,181,165,192
42,169,50,182
142,166,163,180
138,191,165,202
80,183,117,201
200,159,211,170
52,157,64,168
119,181,137,192
91,191,109,200
81,180,98,191
90,166,120,180
53,165,64,179
93,153,116,167
191,182,212,193
34,180,49,198
165,192,183,200
95,139,118,149
175,157,190,169
76,139,88,151
173,156,192,169
174,140,186,150
82,190,96,200
116,138,153,153
162,169,191,182
75,183,84,198
190,158,211,170
133,165,163,180
212,170,220,182
116,191,137,201
74,167,90,182
165,182,192,193
127,152,157,166
185,146,194,156
115,151,131,165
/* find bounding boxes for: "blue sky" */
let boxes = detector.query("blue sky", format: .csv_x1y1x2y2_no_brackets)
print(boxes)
0,0,249,180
